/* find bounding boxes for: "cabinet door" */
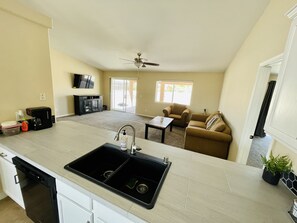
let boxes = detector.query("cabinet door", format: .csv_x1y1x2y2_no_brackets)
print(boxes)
94,216,105,223
93,200,134,223
83,100,92,113
0,151,24,208
57,194,93,223
266,14,297,150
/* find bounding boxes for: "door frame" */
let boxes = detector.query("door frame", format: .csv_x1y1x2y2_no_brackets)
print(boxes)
237,54,283,164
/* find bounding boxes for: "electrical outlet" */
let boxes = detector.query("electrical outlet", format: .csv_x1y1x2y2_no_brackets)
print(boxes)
40,93,46,101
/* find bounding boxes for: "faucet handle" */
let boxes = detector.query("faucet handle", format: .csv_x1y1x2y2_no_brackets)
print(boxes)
130,145,141,155
163,157,169,165
136,147,142,151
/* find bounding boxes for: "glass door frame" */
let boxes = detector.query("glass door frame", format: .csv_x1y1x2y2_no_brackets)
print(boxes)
110,77,137,113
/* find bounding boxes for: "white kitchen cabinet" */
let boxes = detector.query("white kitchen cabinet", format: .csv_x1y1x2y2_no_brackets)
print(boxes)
56,179,93,223
57,194,93,223
93,200,134,223
0,146,24,208
266,5,297,150
56,179,144,223
94,217,105,223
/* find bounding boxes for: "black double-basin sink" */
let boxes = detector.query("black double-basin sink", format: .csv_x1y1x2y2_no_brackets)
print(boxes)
64,143,171,209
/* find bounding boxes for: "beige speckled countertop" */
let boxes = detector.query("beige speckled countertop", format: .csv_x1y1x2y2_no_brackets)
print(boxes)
0,121,295,222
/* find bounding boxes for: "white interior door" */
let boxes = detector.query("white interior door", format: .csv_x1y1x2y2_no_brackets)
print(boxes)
110,78,137,113
238,55,282,164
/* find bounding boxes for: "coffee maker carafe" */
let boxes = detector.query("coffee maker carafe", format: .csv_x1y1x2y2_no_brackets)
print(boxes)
26,107,53,130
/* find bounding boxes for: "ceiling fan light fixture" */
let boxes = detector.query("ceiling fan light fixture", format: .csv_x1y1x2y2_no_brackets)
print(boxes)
134,61,142,68
122,52,159,68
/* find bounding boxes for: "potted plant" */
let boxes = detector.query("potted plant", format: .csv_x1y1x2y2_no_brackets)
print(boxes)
261,153,293,185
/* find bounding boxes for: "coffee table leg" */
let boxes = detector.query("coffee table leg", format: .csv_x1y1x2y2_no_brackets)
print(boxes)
161,129,165,143
170,123,173,131
145,124,148,139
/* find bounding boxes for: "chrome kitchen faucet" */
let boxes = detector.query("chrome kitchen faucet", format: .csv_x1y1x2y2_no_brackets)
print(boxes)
114,124,139,155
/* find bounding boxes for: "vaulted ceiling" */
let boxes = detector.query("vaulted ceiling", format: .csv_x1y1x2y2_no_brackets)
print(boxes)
17,0,270,72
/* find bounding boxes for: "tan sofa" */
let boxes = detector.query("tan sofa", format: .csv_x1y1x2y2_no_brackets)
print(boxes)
184,111,232,159
163,103,190,127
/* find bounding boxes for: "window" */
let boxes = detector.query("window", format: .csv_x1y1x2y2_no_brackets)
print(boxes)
155,81,193,105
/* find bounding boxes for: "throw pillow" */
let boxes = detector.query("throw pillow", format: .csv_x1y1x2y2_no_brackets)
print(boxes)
206,115,219,130
205,111,220,124
210,120,226,132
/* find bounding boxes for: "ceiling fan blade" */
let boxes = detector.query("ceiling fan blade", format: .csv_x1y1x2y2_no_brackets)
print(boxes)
143,62,159,66
121,53,160,68
120,58,134,62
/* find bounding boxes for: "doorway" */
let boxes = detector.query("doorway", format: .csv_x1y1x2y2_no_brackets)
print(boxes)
238,54,283,165
246,76,278,168
110,78,137,113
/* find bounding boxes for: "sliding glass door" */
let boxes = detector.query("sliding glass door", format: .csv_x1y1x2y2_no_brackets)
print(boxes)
110,78,137,113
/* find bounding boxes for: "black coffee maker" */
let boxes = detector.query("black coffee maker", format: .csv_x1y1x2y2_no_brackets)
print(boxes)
26,107,53,130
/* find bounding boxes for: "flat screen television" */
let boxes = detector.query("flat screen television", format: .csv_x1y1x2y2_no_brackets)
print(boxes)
73,74,95,89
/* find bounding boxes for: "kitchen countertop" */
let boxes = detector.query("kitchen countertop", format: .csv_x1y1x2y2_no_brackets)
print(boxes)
0,121,295,222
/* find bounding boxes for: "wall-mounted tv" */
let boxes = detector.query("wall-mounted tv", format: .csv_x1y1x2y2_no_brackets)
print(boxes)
73,74,95,89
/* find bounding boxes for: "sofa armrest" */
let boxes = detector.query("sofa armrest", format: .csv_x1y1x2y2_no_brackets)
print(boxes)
163,106,171,117
185,126,232,142
181,108,190,120
191,113,208,122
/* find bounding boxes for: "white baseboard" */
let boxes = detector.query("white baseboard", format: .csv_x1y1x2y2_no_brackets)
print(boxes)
0,192,7,200
57,111,155,119
56,113,75,118
135,113,155,118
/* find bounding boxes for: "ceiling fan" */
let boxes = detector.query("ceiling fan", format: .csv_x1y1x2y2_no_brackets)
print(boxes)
122,53,159,68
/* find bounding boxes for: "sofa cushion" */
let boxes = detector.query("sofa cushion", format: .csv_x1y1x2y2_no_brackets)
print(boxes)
189,120,206,129
210,119,226,132
171,103,187,115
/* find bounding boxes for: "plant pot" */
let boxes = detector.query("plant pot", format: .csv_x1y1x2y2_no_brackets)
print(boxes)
262,168,281,185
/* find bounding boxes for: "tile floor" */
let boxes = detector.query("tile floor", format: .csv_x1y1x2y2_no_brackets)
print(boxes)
0,197,32,223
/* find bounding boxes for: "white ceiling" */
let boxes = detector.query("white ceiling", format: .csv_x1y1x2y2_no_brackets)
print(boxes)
17,0,270,72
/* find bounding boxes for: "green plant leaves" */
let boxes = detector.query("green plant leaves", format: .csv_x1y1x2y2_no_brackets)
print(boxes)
261,153,293,176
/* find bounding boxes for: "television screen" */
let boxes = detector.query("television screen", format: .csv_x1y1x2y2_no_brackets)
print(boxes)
73,74,94,88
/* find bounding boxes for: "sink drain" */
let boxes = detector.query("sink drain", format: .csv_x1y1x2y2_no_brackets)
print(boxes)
103,170,113,179
136,183,149,194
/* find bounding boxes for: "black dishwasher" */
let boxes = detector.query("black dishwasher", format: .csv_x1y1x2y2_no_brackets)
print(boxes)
12,157,59,223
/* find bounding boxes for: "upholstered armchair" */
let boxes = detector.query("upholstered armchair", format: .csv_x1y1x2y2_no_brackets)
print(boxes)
163,103,190,127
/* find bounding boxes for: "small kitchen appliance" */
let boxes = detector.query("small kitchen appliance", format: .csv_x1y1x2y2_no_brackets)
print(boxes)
26,107,53,130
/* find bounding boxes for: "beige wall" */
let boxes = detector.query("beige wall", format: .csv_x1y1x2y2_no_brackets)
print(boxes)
0,1,55,123
103,71,224,117
272,141,297,172
269,74,278,81
50,49,104,117
0,0,54,196
219,0,297,161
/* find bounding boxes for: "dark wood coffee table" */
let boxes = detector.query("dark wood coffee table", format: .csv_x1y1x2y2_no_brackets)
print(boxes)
145,116,174,143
